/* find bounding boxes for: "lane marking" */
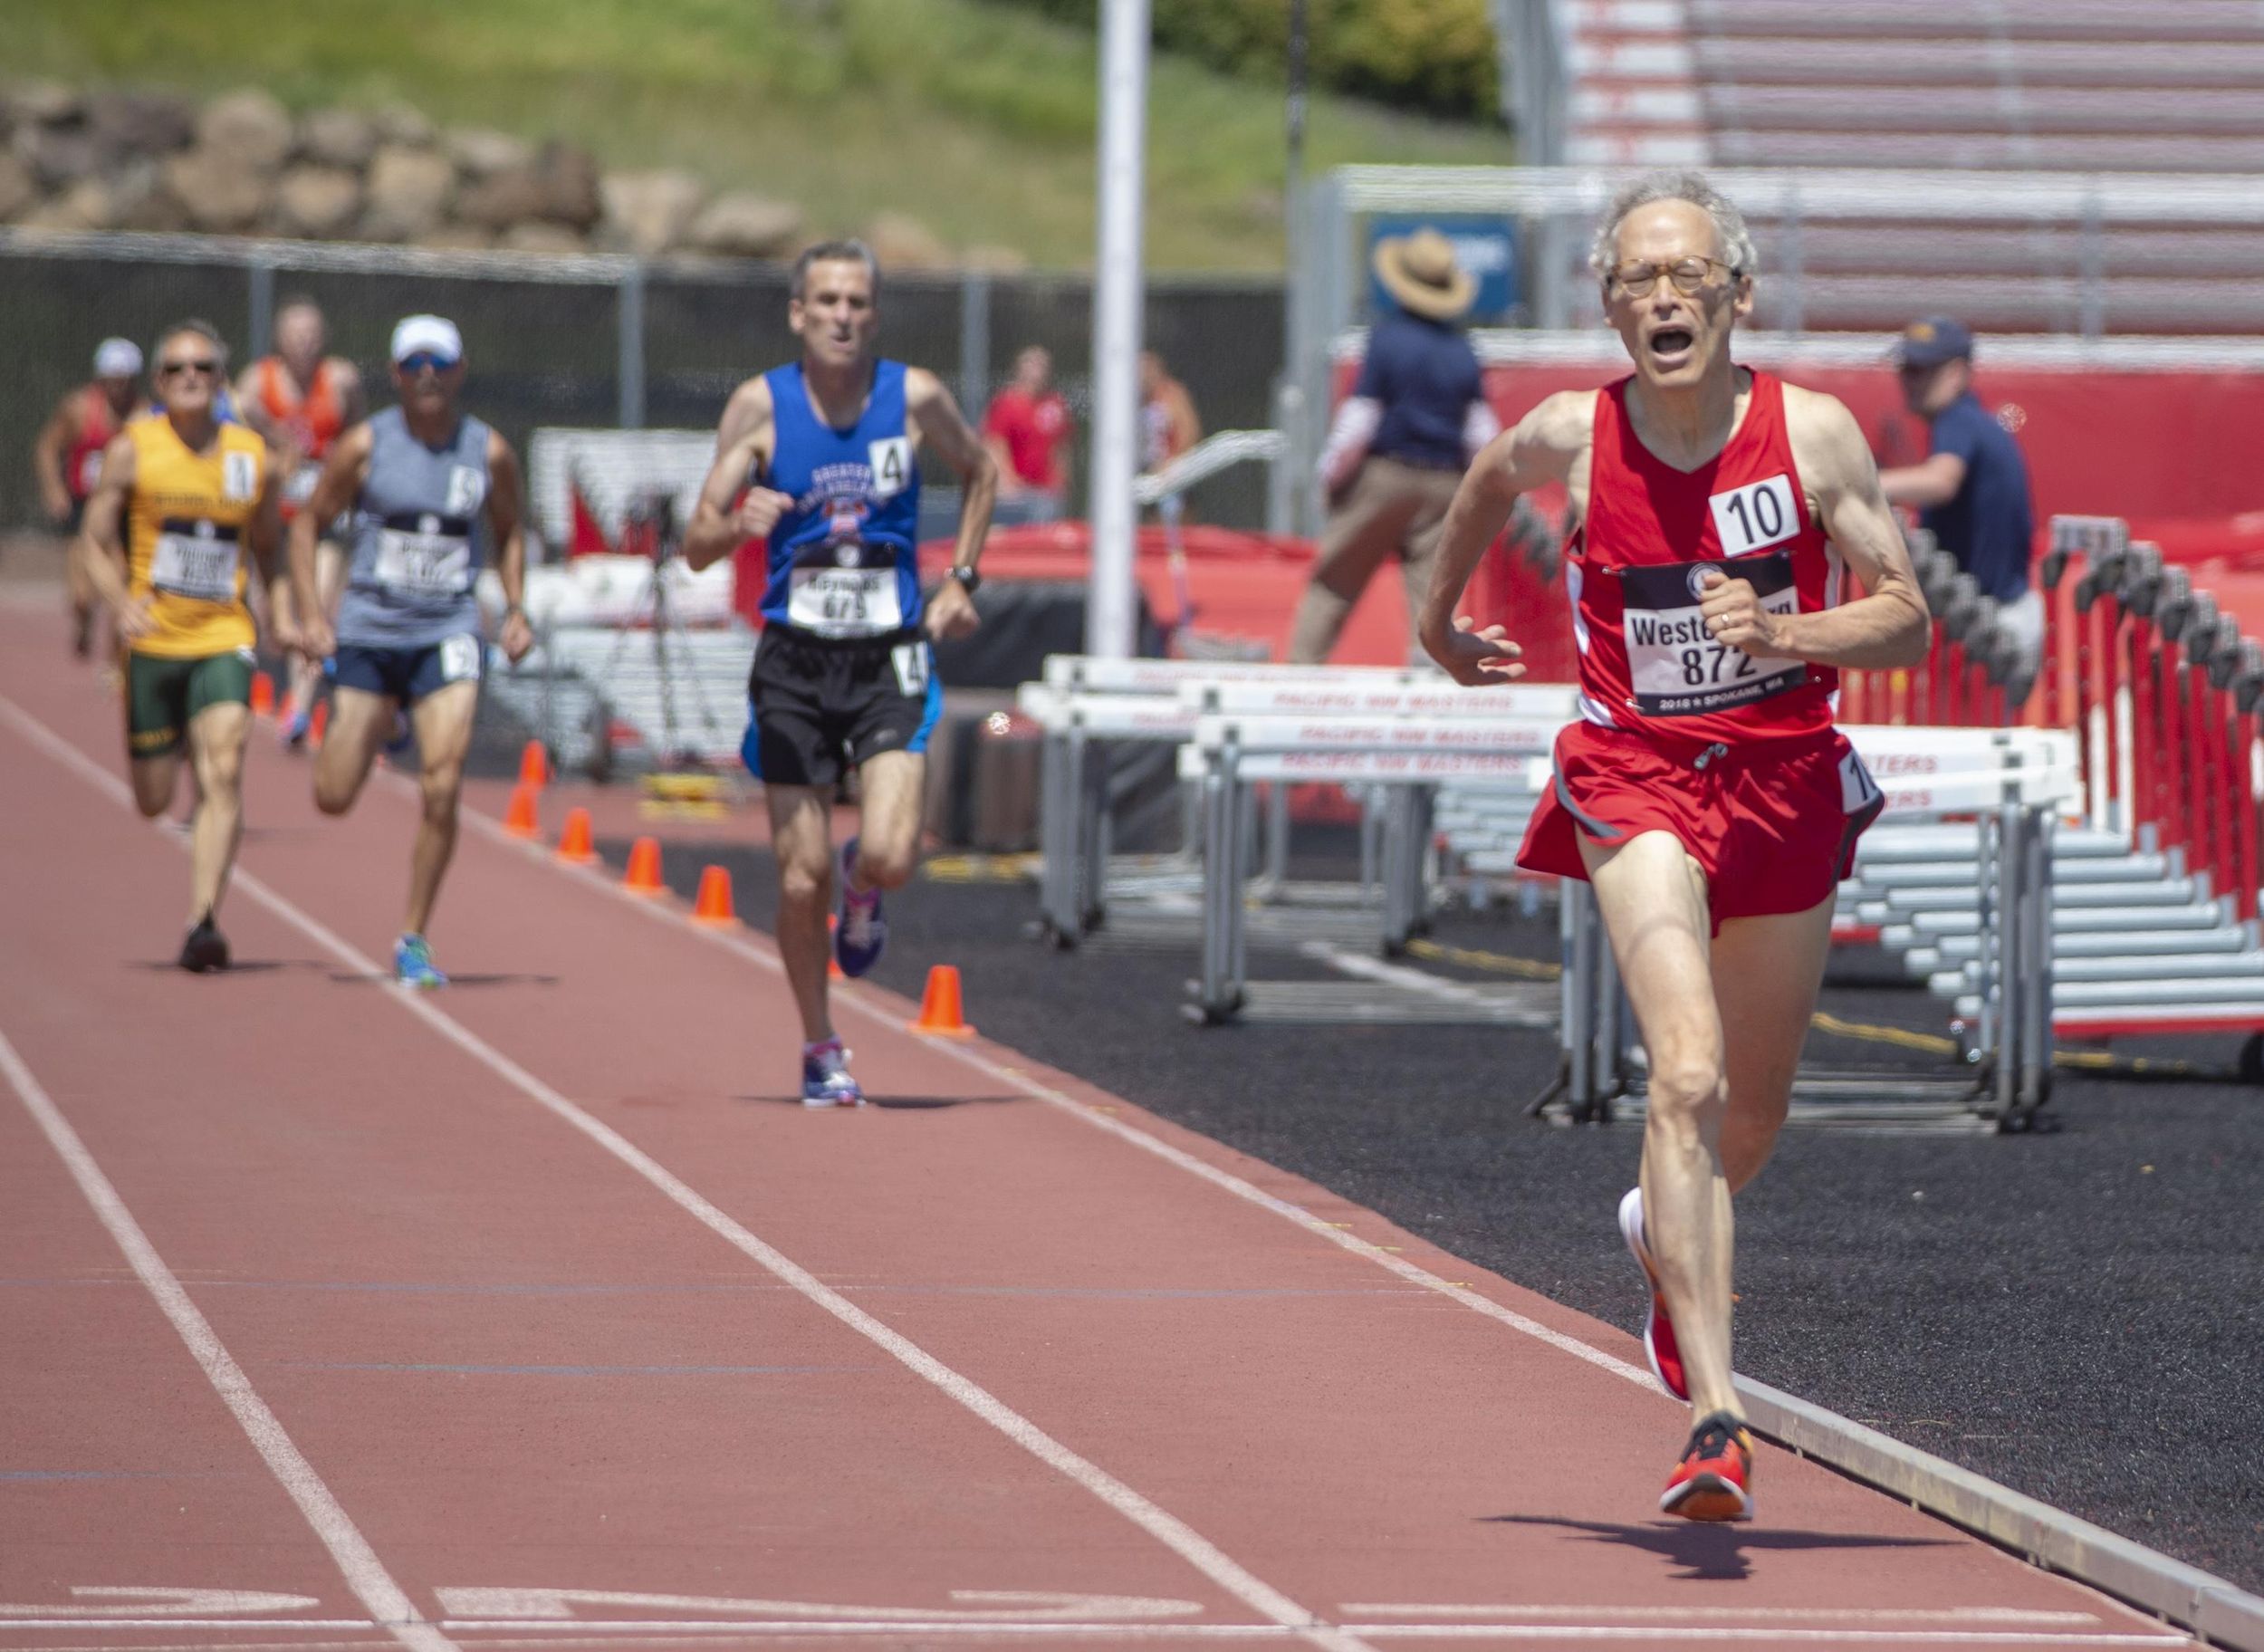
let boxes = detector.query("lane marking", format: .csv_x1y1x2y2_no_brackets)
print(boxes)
0,1589,322,1618
0,1030,456,1652
1339,1633,2188,1647
435,1589,1203,1622
0,696,1370,1652
1344,1607,2104,1624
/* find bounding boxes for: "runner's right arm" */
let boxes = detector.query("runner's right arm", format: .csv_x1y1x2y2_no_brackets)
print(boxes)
686,379,787,572
73,436,152,641
288,422,373,660
1418,390,1590,685
32,394,79,524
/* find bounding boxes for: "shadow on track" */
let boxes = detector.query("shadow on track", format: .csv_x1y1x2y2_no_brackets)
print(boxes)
733,1093,1025,1111
1482,1513,1952,1582
323,972,561,989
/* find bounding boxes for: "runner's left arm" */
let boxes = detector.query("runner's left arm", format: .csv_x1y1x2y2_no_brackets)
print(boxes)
907,368,995,641
485,431,534,663
74,435,153,640
1702,390,1930,671
247,450,292,648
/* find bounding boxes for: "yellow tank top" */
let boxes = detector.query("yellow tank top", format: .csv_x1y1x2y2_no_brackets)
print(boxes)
123,414,269,658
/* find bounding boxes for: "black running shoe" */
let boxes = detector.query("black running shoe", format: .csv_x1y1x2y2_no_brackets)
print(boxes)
178,917,230,974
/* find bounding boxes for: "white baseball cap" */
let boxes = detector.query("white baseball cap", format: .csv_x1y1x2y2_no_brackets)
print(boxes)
389,314,464,366
94,338,144,379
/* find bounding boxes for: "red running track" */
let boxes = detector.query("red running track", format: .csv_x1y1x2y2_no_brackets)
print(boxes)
0,600,2197,1652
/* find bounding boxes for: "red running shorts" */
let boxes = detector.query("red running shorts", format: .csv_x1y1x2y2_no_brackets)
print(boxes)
1518,722,1883,934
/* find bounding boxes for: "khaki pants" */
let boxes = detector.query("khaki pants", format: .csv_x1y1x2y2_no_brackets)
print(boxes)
1288,456,1463,665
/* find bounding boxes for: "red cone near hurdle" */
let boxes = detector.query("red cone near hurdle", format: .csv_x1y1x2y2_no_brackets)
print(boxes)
907,965,974,1038
556,806,597,866
517,739,550,788
503,783,541,840
249,670,274,716
691,865,737,927
623,835,664,895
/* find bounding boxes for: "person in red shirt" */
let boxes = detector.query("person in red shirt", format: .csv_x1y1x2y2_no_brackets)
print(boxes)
235,296,365,749
982,345,1071,524
1421,173,1929,1524
33,337,149,657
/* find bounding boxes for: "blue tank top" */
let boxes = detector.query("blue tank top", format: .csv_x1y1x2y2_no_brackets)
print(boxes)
757,360,921,639
336,408,493,648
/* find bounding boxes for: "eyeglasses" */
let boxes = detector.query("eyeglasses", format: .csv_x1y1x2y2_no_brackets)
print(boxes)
395,352,456,375
158,359,220,379
1607,257,1741,297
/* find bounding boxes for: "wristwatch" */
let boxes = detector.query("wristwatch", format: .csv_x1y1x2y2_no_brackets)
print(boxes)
949,565,982,595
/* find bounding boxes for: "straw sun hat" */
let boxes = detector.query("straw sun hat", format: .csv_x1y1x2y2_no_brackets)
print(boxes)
1372,227,1477,321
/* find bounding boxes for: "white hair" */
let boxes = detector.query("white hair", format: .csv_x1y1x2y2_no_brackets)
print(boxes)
1588,170,1759,285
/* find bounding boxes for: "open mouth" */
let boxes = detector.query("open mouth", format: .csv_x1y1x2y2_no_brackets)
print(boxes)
1649,327,1694,358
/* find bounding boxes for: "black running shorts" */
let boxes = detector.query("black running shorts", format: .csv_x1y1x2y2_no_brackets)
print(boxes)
742,625,942,788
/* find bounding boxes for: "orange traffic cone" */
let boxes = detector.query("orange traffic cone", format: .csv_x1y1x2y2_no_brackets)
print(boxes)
308,699,329,748
517,739,550,788
623,835,664,895
691,865,737,927
826,914,845,981
503,782,541,840
907,965,974,1038
556,805,596,866
249,670,274,716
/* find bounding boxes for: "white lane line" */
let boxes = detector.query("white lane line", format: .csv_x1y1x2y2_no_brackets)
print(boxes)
0,696,1370,1652
0,1028,456,1652
1341,1633,2188,1647
1345,1609,2105,1624
434,779,1657,1395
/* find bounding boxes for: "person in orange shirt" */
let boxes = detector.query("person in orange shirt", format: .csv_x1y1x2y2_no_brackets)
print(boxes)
76,320,288,972
235,296,364,748
33,338,149,657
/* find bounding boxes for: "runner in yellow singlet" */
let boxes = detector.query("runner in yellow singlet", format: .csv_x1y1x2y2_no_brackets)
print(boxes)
75,319,288,972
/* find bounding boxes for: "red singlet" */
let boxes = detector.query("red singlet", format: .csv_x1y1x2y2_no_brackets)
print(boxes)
255,357,348,519
1517,369,1881,929
65,385,120,501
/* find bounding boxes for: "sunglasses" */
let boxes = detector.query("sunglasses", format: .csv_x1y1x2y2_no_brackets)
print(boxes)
158,359,221,379
395,351,458,375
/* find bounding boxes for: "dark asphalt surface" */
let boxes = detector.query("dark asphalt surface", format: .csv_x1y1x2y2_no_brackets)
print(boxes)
602,830,2264,1596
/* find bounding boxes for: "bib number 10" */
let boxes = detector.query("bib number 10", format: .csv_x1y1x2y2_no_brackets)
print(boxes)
1709,474,1799,557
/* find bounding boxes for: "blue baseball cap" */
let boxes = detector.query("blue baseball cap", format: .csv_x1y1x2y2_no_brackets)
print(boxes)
1895,315,1973,370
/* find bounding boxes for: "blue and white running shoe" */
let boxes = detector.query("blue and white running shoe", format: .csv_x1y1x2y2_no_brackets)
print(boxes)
394,934,448,989
834,837,887,978
801,1039,867,1108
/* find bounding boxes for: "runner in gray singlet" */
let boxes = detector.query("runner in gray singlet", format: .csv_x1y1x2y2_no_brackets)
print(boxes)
289,315,534,986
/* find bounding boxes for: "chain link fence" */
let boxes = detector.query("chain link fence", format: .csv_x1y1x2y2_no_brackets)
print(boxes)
2,229,1288,536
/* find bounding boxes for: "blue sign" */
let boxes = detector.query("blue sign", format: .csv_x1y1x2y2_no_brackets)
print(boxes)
1367,216,1521,324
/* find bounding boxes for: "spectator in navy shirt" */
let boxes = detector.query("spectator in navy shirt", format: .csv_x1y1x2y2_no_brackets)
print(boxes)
1880,315,2039,666
1291,230,1540,664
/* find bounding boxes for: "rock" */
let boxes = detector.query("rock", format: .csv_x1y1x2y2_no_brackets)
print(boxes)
10,83,83,127
499,220,585,255
162,146,273,232
597,168,706,256
0,151,34,221
197,89,294,176
86,88,196,163
864,210,952,271
299,107,378,170
361,144,455,240
109,160,190,233
274,164,362,237
371,102,435,148
13,121,101,190
535,141,600,228
19,178,116,232
961,243,1031,274
414,223,494,251
455,160,549,230
687,192,804,258
446,127,533,179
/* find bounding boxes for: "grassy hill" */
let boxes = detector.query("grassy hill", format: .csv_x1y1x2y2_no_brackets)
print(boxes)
14,0,1511,271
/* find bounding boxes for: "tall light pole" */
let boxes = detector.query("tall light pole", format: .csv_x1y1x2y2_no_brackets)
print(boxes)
1085,0,1150,659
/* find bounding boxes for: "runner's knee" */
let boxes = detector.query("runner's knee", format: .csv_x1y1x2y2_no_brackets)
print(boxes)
779,854,831,908
1645,1057,1727,1136
857,839,917,890
417,763,464,821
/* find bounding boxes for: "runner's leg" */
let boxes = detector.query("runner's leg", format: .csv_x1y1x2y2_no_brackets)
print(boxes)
846,749,926,895
1287,463,1420,665
129,752,180,819
1711,897,1836,1192
184,701,252,924
1579,829,1739,1422
312,686,397,815
766,783,836,1043
402,679,479,937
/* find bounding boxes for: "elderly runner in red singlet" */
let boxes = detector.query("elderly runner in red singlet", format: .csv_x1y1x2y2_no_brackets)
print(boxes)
34,338,149,658
1420,172,1929,1523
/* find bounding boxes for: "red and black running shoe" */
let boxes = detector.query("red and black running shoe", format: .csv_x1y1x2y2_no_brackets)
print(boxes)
1660,1410,1755,1522
1618,1187,1688,1401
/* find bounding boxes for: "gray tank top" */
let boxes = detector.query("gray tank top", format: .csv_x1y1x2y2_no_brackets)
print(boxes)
335,407,493,648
